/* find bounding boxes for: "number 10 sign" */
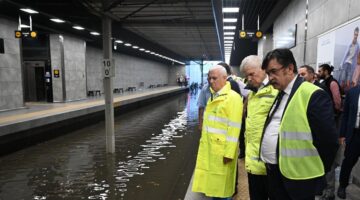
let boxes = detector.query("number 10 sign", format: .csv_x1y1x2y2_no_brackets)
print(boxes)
102,59,115,78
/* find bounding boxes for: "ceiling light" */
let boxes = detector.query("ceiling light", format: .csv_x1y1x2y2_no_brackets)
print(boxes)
124,43,132,46
224,41,233,43
139,48,145,51
224,32,235,35
73,26,84,30
50,18,65,23
223,18,237,23
150,52,155,54
20,8,39,14
224,44,232,47
224,37,233,40
132,46,139,49
20,24,30,28
223,7,239,13
115,40,123,43
90,32,100,36
224,26,236,30
145,50,150,53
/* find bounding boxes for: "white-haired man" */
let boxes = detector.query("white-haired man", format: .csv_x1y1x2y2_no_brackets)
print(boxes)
240,55,278,200
192,65,243,199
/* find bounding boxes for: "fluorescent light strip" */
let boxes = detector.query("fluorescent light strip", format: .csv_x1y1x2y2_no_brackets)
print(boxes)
224,37,234,40
224,32,235,35
139,48,145,51
124,43,132,46
224,41,233,43
20,8,39,14
115,40,123,43
223,7,239,13
132,46,139,49
223,18,237,23
73,26,84,30
50,18,65,23
90,32,100,36
224,26,236,30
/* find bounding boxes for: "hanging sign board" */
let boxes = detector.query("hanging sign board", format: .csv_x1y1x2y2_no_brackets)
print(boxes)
239,30,263,39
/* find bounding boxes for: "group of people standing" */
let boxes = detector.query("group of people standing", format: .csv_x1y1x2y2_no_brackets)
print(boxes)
192,48,360,200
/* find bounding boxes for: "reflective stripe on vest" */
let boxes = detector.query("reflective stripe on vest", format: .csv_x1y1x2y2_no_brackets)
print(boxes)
281,148,320,157
281,131,313,140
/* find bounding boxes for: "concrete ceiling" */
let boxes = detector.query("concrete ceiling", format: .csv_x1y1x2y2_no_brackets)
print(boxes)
0,0,291,65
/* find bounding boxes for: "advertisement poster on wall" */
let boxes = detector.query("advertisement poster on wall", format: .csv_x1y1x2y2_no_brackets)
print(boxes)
317,18,360,92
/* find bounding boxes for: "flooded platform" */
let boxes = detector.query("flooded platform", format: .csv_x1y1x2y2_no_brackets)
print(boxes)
0,92,199,200
0,86,186,155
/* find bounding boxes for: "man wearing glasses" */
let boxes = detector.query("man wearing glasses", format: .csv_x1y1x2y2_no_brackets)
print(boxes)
259,48,338,200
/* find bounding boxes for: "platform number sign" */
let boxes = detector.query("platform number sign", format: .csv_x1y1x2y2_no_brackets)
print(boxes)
102,59,115,78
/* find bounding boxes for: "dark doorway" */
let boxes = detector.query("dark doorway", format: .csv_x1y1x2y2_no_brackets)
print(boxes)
35,67,45,101
22,33,53,102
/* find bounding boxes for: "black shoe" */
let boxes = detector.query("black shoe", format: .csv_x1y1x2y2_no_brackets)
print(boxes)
337,186,346,199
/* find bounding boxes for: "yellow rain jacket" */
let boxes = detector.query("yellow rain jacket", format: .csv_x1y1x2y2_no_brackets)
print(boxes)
245,84,278,175
192,82,243,197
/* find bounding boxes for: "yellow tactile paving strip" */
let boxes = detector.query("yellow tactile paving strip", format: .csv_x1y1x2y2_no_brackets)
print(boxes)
0,87,182,126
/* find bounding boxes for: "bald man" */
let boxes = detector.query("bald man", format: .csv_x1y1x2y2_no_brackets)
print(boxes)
192,65,243,199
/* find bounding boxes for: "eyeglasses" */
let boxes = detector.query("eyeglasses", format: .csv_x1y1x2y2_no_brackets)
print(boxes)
266,66,285,76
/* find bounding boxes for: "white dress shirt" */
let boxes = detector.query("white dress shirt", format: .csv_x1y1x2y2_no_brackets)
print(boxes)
261,76,297,164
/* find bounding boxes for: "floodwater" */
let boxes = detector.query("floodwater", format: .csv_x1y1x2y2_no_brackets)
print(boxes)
0,92,200,200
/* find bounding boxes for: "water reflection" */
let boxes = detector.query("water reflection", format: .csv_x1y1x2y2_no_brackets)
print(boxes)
0,93,200,200
87,110,188,199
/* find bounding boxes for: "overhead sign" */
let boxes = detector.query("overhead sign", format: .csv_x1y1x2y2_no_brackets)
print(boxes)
102,59,115,78
15,30,37,39
239,30,263,39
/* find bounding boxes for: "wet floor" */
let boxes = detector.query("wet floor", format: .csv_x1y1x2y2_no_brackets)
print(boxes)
0,92,201,200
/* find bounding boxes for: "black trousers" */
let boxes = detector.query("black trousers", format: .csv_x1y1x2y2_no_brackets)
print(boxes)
247,173,269,200
265,163,318,200
339,131,360,188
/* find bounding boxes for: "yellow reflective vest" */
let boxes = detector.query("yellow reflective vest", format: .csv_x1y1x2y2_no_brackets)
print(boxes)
192,82,243,198
245,84,278,175
279,82,324,180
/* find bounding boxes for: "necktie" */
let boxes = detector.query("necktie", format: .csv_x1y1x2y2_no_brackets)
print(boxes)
265,91,285,127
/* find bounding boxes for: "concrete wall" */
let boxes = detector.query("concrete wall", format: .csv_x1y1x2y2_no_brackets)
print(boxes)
50,34,86,102
49,34,63,102
0,18,24,111
63,37,86,100
86,46,182,93
268,0,360,184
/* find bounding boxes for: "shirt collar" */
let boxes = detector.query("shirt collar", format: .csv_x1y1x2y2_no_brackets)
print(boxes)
259,76,269,90
283,75,297,95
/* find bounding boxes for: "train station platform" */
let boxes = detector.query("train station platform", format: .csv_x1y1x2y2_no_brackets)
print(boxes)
0,86,187,154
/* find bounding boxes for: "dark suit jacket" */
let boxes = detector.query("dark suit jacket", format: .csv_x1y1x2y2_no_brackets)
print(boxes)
339,85,360,141
274,76,339,199
227,77,241,95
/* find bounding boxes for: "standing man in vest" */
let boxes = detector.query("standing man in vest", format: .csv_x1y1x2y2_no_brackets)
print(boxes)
260,48,338,200
240,55,278,200
192,65,243,199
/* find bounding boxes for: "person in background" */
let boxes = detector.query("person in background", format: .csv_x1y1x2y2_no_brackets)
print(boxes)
260,48,338,200
337,84,360,199
240,55,278,200
192,65,243,199
318,64,342,116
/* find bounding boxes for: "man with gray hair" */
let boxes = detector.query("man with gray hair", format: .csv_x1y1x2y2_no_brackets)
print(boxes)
240,55,278,200
192,65,243,199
